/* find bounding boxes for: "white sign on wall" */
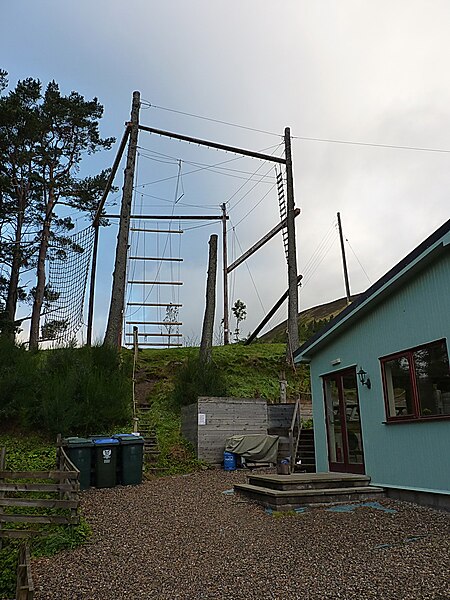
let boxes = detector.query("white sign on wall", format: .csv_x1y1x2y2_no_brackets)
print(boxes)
198,413,206,426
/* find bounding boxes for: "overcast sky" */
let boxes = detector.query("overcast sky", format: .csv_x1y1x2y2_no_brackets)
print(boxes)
2,1,450,345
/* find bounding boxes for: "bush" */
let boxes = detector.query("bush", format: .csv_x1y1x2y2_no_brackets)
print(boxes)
0,341,132,436
172,352,227,408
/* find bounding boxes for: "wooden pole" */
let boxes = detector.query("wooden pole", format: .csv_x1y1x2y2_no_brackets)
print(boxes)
227,209,300,274
86,224,99,346
284,127,300,359
199,235,218,364
244,275,302,345
132,326,139,432
104,91,140,347
221,203,230,345
337,212,351,304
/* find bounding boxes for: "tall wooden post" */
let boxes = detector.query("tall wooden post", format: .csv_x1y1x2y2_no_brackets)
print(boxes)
221,203,229,345
199,234,218,364
86,224,99,346
284,127,300,359
104,91,140,347
337,212,351,304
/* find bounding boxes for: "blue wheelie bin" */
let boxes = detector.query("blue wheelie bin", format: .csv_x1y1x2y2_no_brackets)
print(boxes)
92,437,119,488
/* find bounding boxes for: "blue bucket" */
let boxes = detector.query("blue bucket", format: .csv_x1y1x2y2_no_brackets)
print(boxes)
223,451,237,471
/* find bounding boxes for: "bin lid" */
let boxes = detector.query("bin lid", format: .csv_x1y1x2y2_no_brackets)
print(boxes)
92,438,119,445
113,434,144,444
64,437,94,447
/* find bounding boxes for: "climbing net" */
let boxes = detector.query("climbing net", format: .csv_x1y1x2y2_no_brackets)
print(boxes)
42,226,95,343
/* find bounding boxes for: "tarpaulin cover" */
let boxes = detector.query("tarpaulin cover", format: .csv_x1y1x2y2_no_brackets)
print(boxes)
224,434,279,464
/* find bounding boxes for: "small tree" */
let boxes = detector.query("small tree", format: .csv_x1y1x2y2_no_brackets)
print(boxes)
232,299,247,342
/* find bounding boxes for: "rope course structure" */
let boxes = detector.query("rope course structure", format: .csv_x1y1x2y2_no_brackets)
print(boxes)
42,226,95,343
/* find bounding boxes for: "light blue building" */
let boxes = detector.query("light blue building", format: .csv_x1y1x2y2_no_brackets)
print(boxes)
294,219,450,509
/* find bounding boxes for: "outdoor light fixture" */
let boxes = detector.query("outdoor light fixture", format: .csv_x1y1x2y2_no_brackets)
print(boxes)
357,368,371,389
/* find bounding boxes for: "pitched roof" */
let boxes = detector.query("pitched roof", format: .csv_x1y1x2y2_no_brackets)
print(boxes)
294,218,450,363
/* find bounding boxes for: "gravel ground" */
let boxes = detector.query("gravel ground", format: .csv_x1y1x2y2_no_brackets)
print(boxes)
32,469,450,600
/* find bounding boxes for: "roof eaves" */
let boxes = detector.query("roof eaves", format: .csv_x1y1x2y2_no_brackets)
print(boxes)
294,218,450,363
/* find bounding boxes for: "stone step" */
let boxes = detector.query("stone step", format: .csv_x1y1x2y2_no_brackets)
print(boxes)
234,482,384,510
246,472,371,492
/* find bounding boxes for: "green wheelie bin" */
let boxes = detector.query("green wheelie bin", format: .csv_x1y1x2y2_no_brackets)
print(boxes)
92,437,119,488
113,434,144,485
64,437,94,490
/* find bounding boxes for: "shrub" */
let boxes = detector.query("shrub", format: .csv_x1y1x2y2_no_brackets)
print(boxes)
172,352,227,408
0,341,132,436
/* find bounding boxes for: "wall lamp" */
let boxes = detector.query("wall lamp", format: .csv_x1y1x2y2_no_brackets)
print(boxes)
357,368,371,389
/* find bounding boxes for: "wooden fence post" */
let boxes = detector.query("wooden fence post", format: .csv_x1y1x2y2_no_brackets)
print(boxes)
0,447,5,549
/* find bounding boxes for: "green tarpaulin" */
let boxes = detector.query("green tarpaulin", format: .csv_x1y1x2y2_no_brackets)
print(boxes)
225,434,279,464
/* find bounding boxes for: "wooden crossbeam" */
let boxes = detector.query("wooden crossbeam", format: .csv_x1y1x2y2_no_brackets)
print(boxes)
126,302,182,307
129,256,183,262
125,321,182,326
127,281,183,285
130,228,183,234
125,342,183,347
124,332,182,337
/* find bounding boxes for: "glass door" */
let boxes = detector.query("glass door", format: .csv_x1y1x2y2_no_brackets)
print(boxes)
323,369,365,474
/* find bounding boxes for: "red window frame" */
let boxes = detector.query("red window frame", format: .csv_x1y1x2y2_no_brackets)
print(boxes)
380,338,450,422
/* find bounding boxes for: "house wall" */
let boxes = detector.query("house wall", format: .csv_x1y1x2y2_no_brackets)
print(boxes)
309,249,450,494
181,397,268,464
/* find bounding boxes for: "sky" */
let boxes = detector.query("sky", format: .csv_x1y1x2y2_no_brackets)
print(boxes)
1,1,450,346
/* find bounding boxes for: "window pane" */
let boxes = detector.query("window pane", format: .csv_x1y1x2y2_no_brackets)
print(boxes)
342,372,363,464
325,379,344,463
413,340,450,416
384,356,415,417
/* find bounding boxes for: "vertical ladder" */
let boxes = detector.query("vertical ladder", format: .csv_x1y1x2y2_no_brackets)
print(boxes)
276,168,289,263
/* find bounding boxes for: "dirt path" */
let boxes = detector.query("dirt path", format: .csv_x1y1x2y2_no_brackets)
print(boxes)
32,470,450,599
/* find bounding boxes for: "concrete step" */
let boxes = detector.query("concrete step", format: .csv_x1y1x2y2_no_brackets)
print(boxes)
234,482,384,511
246,472,371,492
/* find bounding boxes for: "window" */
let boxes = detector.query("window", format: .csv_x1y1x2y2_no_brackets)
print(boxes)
381,339,450,420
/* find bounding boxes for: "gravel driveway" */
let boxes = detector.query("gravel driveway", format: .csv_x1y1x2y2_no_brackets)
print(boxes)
32,469,450,599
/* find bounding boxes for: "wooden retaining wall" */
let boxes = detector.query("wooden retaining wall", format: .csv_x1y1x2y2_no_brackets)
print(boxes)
182,397,267,464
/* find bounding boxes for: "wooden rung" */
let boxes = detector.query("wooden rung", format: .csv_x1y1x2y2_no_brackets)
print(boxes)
0,498,78,509
130,228,183,234
0,470,78,480
129,256,183,262
127,281,183,285
125,343,183,347
0,529,45,539
0,514,80,525
126,321,182,326
126,302,183,307
125,332,182,337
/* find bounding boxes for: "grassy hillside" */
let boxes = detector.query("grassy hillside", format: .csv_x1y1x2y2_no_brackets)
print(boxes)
259,295,359,344
135,343,310,473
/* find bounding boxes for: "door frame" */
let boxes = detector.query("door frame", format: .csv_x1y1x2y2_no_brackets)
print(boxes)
322,367,365,474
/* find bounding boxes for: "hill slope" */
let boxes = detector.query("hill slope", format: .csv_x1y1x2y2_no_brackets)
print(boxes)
259,295,359,344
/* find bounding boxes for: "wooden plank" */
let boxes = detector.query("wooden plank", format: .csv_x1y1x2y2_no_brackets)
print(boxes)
0,448,4,549
0,483,74,493
0,470,79,480
0,529,44,539
16,543,34,600
0,514,79,525
0,498,78,509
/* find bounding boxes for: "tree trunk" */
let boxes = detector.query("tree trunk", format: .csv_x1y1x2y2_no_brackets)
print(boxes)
104,91,140,348
4,205,25,339
199,234,218,364
29,210,52,351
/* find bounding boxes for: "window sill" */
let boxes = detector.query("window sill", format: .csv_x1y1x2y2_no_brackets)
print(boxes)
383,415,450,425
